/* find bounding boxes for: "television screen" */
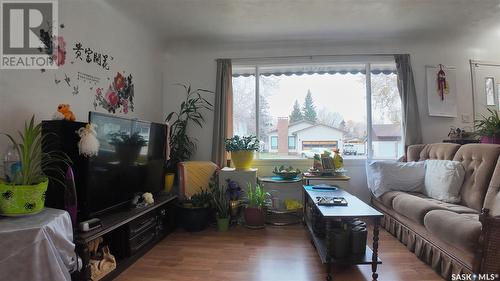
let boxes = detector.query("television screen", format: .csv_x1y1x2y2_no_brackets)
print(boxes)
87,112,166,216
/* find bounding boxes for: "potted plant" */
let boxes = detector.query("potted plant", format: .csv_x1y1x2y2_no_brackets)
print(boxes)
243,183,270,229
0,116,70,216
211,185,230,232
165,84,213,176
225,135,260,170
109,131,148,164
178,188,212,232
475,108,500,144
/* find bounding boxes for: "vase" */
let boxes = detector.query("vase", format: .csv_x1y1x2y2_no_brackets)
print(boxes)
480,135,500,144
244,206,266,229
216,217,230,232
231,150,255,170
164,173,175,193
0,179,48,216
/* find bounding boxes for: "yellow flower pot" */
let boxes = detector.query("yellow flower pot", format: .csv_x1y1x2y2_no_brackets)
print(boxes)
231,150,255,170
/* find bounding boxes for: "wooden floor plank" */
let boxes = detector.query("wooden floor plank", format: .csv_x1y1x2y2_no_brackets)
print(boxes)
115,225,443,281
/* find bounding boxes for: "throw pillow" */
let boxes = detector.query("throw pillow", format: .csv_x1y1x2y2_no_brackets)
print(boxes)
366,161,426,197
424,160,465,203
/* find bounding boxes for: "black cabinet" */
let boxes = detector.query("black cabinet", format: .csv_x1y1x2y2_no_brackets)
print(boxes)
72,194,177,281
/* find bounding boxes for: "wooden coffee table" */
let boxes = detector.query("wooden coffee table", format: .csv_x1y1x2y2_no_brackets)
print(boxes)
303,185,383,281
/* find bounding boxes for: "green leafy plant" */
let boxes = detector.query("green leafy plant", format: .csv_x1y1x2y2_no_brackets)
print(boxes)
245,183,270,209
186,187,212,208
211,186,230,218
3,116,70,185
225,135,260,152
109,132,148,147
475,108,500,137
166,83,214,168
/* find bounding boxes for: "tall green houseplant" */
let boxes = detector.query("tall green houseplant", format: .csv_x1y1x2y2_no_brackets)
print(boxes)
165,83,214,171
0,116,70,215
475,108,500,144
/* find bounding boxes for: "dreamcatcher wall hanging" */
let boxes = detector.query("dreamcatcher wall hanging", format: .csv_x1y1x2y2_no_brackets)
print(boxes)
426,64,457,117
437,64,449,101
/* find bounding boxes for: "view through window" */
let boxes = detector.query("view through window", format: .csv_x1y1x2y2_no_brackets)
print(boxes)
232,61,403,160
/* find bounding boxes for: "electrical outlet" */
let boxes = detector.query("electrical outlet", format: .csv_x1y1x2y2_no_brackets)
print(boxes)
461,114,472,123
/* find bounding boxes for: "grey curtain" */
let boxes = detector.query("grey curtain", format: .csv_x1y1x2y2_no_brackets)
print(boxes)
395,54,422,146
212,59,233,167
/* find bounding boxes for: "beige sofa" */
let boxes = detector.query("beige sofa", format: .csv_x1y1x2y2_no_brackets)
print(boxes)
372,143,500,279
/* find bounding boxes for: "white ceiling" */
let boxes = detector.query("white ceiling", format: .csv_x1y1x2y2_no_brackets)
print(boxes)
105,0,500,46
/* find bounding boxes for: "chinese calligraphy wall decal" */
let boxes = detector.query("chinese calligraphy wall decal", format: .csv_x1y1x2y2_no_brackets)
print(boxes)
93,72,135,114
72,42,113,70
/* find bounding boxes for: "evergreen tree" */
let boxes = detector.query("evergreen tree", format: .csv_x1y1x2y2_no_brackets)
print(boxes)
289,100,303,123
302,90,317,123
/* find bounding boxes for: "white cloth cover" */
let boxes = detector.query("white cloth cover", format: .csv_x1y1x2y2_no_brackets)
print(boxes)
366,160,426,197
424,159,465,203
0,208,75,281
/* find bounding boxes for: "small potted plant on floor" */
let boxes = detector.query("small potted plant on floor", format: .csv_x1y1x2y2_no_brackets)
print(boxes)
178,188,212,232
475,108,500,144
225,135,260,170
0,116,70,216
211,185,230,232
244,183,270,229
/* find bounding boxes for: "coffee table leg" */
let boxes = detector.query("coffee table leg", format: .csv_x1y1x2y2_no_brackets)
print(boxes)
325,219,332,281
372,217,380,281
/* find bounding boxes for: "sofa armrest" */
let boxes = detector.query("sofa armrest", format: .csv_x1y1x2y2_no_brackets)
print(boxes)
476,208,500,274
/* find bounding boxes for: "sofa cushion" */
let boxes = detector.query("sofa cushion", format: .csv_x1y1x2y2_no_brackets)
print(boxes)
378,191,406,208
424,210,482,254
366,161,425,197
424,159,465,203
453,144,500,211
483,156,500,216
392,193,477,224
407,143,460,162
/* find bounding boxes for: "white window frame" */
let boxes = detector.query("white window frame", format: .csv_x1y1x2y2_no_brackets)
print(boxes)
232,55,398,163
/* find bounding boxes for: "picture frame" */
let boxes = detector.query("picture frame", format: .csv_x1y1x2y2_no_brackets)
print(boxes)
485,77,495,106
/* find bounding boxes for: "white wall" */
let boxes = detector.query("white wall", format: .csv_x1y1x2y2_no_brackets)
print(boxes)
162,25,500,203
0,0,164,167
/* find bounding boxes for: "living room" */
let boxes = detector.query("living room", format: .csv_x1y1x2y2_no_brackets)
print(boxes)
1,1,500,281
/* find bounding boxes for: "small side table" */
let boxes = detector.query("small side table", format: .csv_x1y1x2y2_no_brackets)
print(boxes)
259,176,303,226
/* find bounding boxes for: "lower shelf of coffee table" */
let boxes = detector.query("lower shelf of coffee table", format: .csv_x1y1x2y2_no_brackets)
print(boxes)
305,219,381,265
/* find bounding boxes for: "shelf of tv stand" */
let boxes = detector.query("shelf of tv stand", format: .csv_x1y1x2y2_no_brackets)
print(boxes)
75,192,178,245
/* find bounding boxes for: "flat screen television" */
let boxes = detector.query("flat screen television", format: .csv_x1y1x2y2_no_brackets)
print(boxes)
86,112,166,217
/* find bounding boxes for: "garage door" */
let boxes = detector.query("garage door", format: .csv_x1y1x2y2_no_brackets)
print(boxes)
302,141,338,150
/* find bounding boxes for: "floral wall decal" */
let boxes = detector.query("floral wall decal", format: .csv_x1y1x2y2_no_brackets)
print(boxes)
93,72,134,114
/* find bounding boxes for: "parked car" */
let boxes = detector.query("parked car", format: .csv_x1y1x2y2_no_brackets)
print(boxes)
343,144,357,155
301,147,331,158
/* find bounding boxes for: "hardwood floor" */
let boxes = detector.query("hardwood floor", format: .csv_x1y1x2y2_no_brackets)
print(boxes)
115,224,443,281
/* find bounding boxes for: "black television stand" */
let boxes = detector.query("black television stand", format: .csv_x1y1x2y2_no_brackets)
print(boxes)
72,193,178,281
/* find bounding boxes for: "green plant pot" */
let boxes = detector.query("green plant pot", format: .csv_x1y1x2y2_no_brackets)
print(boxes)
216,217,230,232
0,180,48,216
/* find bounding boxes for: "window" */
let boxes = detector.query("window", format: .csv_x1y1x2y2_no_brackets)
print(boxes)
288,136,296,149
232,59,403,160
270,136,278,150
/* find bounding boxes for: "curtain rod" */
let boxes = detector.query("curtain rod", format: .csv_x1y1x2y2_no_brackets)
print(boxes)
216,53,403,62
